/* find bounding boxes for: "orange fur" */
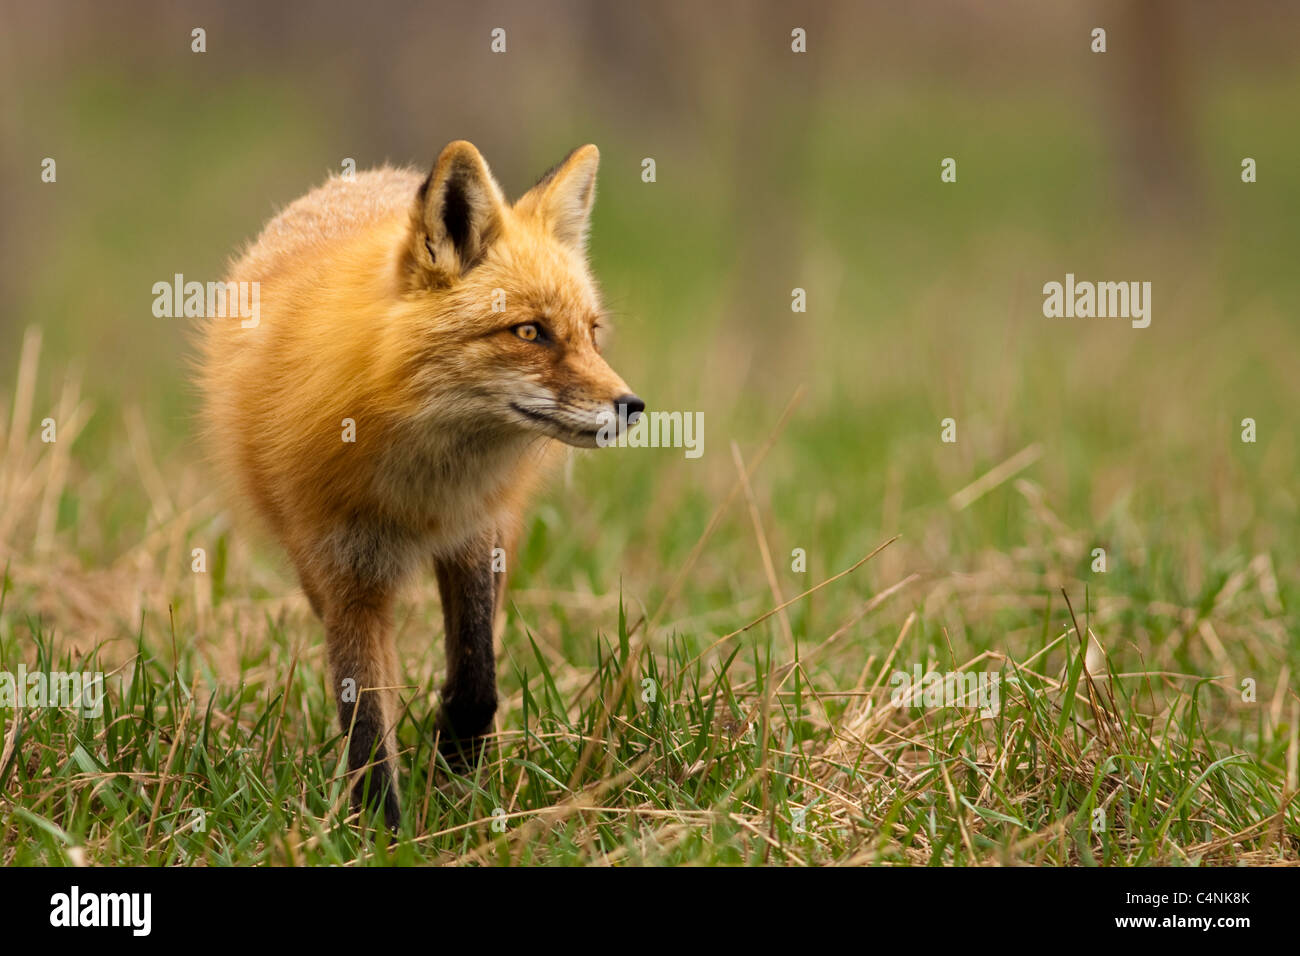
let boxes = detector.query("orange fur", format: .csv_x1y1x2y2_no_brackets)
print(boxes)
198,141,638,826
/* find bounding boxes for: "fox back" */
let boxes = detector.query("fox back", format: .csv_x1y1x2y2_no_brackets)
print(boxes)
198,141,641,827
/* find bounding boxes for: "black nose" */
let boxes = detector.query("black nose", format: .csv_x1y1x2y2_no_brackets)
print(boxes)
615,393,645,423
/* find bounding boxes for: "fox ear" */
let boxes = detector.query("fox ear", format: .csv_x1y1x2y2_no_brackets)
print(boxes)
410,141,505,283
517,145,600,250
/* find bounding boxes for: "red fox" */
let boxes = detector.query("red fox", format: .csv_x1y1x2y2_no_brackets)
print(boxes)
199,141,642,828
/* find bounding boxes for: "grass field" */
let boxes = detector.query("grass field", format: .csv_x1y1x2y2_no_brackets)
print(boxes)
2,61,1298,865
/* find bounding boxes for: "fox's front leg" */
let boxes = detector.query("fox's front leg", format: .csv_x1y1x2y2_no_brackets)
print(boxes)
316,572,401,829
433,531,499,766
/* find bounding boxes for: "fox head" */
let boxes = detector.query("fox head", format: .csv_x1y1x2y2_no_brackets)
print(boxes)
393,140,642,448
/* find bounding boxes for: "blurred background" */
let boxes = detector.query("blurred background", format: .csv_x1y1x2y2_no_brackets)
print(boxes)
0,0,1296,675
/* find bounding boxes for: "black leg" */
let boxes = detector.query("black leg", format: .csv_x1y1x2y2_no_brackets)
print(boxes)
321,581,401,830
433,533,499,767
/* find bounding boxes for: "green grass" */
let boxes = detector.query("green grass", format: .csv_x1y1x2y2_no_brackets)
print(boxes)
3,556,1295,865
1,341,1296,864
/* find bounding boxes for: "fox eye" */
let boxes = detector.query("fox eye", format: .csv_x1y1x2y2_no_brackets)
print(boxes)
514,323,540,342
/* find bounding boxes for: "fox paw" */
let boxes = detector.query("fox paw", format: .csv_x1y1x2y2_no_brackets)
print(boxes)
351,769,400,831
435,700,496,771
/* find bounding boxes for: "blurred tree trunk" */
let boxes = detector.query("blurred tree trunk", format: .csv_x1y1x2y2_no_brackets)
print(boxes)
1107,0,1200,222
